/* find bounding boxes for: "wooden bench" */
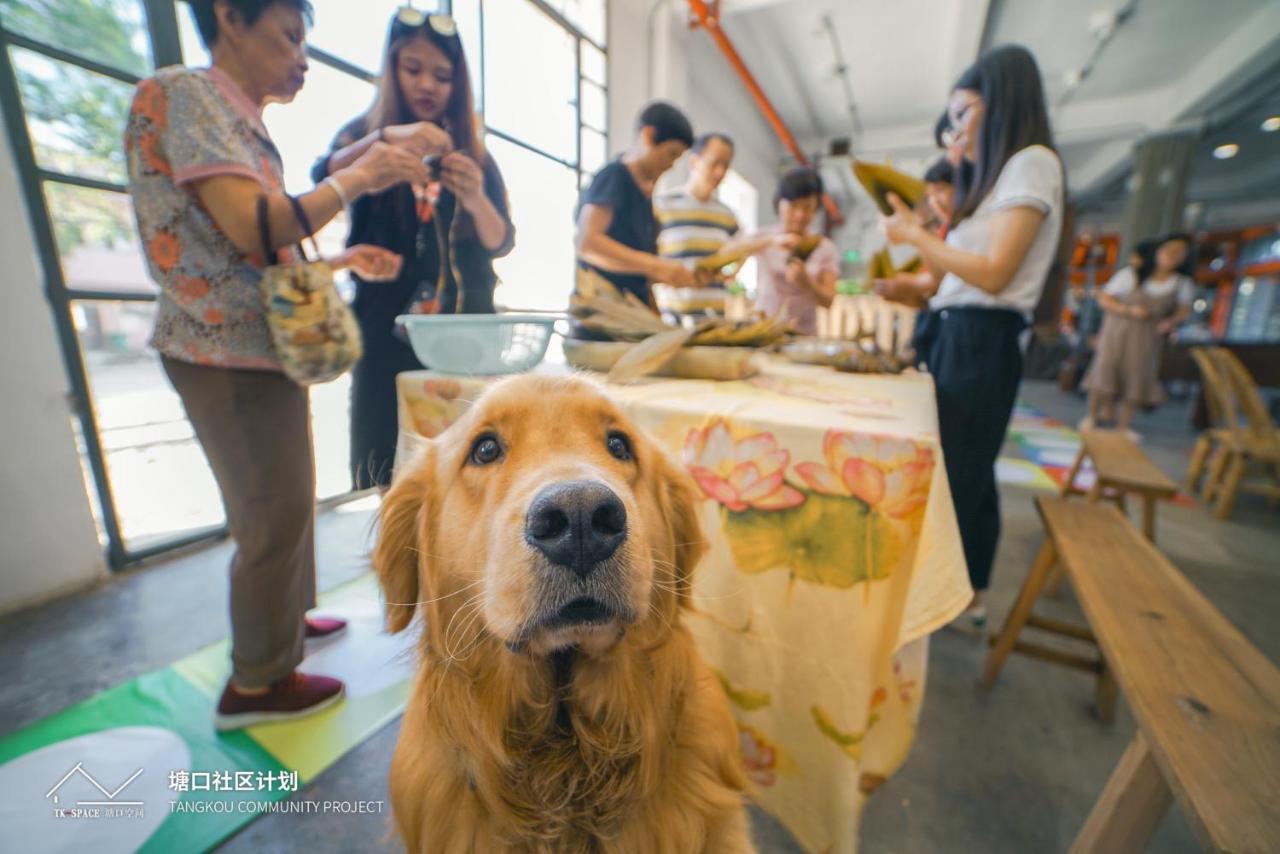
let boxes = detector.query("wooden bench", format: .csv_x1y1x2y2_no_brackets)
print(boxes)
983,497,1280,853
1060,429,1177,540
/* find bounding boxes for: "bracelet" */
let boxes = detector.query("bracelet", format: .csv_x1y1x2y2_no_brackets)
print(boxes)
324,175,352,210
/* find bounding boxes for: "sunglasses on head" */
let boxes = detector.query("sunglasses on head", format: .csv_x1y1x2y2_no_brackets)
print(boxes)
392,5,458,38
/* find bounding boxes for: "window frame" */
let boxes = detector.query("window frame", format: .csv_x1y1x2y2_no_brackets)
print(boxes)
0,0,606,568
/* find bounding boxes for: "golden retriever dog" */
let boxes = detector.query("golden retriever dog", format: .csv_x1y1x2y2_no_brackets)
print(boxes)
374,374,755,853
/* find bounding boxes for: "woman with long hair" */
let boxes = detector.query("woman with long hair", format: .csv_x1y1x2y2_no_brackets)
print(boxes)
1082,233,1195,438
879,45,1065,629
312,8,514,489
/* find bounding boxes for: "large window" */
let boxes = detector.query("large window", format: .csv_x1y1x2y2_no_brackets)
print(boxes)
462,0,610,310
0,0,606,567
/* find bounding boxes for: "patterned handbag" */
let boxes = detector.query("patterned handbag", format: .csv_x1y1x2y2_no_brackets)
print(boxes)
257,195,363,385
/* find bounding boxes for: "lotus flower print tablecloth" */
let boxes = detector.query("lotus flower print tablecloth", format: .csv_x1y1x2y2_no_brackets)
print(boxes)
396,359,971,853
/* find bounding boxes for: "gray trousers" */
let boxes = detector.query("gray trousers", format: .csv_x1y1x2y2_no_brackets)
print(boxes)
162,357,317,688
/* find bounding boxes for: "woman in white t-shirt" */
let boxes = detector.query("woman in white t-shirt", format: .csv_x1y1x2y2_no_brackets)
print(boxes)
1082,233,1195,437
878,45,1064,628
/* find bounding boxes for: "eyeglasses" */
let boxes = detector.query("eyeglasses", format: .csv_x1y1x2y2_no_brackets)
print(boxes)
393,5,458,38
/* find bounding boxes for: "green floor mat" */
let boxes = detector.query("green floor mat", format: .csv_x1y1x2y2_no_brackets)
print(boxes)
0,573,414,853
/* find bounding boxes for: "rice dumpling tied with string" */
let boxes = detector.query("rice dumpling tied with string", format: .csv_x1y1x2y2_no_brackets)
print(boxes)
571,267,793,349
790,234,823,262
852,160,927,216
867,247,923,280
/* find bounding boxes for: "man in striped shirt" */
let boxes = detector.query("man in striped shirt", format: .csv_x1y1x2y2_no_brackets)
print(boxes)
655,133,795,271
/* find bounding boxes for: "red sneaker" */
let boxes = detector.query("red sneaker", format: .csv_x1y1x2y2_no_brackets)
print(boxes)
304,615,347,640
215,671,345,731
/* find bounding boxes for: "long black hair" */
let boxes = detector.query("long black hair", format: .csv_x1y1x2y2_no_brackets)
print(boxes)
950,45,1057,225
363,14,483,161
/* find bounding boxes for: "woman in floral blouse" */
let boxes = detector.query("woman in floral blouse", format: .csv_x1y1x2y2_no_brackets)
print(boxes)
125,0,430,730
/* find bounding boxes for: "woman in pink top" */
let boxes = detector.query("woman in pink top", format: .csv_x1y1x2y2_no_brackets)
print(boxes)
753,167,839,335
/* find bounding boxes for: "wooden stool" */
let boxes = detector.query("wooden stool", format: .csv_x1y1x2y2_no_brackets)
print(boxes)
1061,429,1177,541
983,498,1280,852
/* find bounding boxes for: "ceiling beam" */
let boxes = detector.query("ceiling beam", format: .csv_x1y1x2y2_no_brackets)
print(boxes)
1066,0,1280,196
1172,1,1280,123
686,0,845,225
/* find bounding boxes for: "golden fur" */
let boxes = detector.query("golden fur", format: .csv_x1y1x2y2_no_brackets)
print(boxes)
374,374,755,853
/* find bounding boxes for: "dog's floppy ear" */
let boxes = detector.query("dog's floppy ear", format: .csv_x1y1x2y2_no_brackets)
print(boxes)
659,451,707,601
373,449,434,633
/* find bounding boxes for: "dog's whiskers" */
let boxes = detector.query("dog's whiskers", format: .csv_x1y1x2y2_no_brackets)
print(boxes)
383,577,485,608
439,591,487,663
647,551,747,603
447,601,493,662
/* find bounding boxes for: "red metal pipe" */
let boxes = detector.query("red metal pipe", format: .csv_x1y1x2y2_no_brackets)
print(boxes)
686,0,844,226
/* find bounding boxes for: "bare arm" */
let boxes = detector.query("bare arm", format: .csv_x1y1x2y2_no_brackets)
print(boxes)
874,269,939,308
576,204,656,276
321,121,453,176
787,260,836,308
1097,291,1129,315
882,193,1045,296
194,142,430,257
1158,303,1191,334
576,205,701,287
720,231,796,258
812,269,837,308
321,130,381,175
466,194,509,253
1097,290,1150,319
192,174,348,256
440,152,509,253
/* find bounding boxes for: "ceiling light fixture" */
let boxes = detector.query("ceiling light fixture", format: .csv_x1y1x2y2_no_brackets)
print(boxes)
1213,143,1239,159
1262,116,1280,132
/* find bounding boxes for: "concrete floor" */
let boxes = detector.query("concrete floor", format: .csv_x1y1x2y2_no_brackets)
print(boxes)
1,380,1276,853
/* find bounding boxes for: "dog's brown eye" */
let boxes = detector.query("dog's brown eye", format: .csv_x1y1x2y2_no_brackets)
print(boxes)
469,434,503,465
606,432,632,461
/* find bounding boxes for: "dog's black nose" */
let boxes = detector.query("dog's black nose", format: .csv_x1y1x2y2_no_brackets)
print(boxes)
525,481,626,576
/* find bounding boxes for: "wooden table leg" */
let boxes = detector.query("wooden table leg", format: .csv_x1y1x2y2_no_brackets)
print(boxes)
982,539,1057,689
1095,658,1118,723
1070,732,1171,854
1045,561,1067,597
1204,447,1230,502
1141,495,1157,542
1063,447,1087,497
1214,452,1246,520
1185,434,1210,493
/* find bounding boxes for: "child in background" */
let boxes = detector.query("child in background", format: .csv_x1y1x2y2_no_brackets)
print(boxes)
752,168,839,335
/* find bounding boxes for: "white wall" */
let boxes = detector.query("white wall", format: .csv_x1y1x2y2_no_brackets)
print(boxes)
0,114,107,614
608,0,784,228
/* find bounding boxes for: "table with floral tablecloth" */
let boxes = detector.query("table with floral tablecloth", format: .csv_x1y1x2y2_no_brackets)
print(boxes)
396,358,971,853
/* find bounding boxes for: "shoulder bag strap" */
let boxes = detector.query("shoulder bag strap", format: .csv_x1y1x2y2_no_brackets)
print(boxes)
284,194,321,262
256,194,274,266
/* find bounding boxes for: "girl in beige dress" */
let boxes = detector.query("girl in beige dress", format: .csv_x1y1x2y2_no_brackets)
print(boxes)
1082,233,1195,439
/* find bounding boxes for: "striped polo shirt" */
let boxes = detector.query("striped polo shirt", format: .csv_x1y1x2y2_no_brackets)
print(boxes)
654,188,740,260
